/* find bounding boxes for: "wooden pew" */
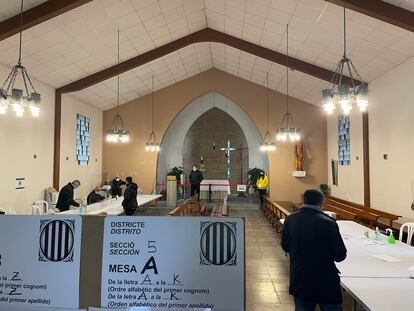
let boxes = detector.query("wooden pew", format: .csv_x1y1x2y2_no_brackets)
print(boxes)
262,196,291,232
323,203,358,221
325,198,379,228
327,196,401,229
169,195,206,216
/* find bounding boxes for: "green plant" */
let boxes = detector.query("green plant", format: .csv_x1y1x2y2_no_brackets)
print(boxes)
320,184,330,196
167,166,184,181
248,167,264,191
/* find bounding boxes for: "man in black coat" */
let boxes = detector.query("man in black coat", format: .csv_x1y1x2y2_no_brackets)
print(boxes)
111,176,125,198
189,165,203,200
87,186,104,205
122,176,138,216
281,189,347,311
56,180,81,212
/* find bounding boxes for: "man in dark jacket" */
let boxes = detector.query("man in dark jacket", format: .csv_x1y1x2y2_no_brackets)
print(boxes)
281,189,347,311
111,176,125,198
87,186,104,205
122,176,138,216
189,165,203,200
56,180,81,212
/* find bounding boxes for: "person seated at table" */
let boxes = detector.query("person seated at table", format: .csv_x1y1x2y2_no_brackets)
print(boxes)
87,186,104,205
56,180,81,212
281,189,347,311
189,164,203,200
122,177,138,216
111,176,125,198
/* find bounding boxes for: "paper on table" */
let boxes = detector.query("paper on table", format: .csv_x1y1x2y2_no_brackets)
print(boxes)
373,254,404,263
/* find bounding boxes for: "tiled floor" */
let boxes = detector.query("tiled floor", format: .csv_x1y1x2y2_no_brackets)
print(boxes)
148,199,359,311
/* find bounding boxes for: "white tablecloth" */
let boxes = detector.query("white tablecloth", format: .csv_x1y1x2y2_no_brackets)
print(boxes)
60,195,161,215
200,179,231,194
337,221,414,278
337,221,414,311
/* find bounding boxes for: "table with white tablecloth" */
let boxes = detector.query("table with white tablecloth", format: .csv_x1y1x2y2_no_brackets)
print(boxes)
199,179,231,200
60,194,161,215
337,221,414,311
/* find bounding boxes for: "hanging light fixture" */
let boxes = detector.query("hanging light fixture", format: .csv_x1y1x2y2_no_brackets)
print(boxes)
322,0,368,115
106,30,129,143
276,24,301,142
260,73,276,152
0,0,40,118
145,75,160,152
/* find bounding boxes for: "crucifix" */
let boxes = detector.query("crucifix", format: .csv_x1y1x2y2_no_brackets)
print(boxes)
219,140,236,179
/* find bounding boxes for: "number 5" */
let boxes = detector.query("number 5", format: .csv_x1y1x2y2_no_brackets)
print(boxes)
148,241,157,253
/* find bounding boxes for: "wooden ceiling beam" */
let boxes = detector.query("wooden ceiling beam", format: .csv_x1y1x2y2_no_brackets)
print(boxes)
324,0,414,32
0,0,92,41
58,27,358,94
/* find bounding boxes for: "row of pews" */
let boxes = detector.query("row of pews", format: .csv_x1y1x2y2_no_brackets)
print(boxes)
168,195,207,216
263,194,401,232
169,195,229,217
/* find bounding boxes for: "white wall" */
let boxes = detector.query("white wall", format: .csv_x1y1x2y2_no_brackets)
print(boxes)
369,57,414,218
0,63,54,214
60,94,103,201
327,108,364,204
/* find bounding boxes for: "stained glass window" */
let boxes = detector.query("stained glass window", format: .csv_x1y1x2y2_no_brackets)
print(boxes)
76,114,90,166
338,115,351,166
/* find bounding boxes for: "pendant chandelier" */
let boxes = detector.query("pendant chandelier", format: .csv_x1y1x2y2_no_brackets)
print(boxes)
276,24,301,142
322,0,368,115
260,73,276,152
106,30,129,143
0,0,40,117
145,75,160,152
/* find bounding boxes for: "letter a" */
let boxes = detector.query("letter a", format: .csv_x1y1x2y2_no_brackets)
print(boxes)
141,256,158,275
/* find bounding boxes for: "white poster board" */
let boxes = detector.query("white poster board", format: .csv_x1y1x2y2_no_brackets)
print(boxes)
101,217,245,310
0,215,82,308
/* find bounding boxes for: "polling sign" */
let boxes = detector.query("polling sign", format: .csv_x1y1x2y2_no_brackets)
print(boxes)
101,217,245,310
0,216,82,309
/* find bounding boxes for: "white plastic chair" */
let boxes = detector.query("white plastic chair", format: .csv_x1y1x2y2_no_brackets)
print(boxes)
399,222,414,245
32,205,41,215
35,200,55,214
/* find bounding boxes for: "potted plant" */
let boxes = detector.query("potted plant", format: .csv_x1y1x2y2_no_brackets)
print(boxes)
248,167,263,193
320,184,330,196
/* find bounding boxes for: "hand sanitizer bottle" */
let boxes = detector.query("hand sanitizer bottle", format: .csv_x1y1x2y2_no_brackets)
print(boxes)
79,198,87,214
385,228,396,244
375,226,381,241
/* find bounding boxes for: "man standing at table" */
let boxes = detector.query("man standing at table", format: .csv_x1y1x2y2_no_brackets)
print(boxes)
122,177,138,216
281,189,347,311
111,176,125,198
189,164,203,200
56,180,81,212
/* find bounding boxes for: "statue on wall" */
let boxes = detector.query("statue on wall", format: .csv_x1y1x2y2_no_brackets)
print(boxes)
294,141,304,171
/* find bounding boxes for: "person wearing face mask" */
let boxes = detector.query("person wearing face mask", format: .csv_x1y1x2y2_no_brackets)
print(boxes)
56,180,81,212
87,186,104,205
111,176,125,198
122,176,138,216
189,165,203,200
256,171,269,207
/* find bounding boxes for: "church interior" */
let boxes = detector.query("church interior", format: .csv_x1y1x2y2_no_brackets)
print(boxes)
0,0,414,310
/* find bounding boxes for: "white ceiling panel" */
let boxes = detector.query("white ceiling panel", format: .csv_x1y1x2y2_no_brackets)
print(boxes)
0,0,412,111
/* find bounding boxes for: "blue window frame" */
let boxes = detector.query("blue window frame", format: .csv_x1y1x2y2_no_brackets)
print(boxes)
338,115,351,166
76,114,90,166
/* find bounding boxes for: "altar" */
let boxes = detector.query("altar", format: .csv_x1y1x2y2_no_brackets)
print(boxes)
200,179,231,200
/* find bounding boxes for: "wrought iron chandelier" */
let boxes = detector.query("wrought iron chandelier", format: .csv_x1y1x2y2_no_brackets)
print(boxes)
276,24,301,142
0,0,40,117
145,75,160,152
260,73,276,152
106,30,129,143
322,0,368,115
